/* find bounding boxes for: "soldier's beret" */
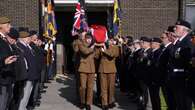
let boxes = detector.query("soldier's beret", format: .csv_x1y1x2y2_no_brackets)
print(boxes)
85,32,92,38
19,31,30,38
0,17,10,24
151,37,162,43
8,28,19,39
175,20,191,29
167,26,175,33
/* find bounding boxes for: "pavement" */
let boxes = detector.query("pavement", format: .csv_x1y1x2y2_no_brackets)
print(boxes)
34,74,138,110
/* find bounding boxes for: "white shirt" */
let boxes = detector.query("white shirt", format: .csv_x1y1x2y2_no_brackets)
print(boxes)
165,42,172,48
134,47,141,52
19,40,28,47
173,38,178,45
179,33,188,42
18,40,29,69
152,48,158,52
0,32,6,38
144,48,150,52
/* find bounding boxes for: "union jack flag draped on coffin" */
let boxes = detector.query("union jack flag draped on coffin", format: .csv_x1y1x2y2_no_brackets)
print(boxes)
90,24,108,43
72,0,89,36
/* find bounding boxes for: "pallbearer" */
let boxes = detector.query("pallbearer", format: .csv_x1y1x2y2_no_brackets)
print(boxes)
78,32,95,110
97,38,119,110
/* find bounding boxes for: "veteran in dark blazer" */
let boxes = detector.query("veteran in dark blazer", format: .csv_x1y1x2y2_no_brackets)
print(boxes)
97,38,119,110
78,33,95,110
148,37,162,110
16,30,38,110
135,37,152,110
0,17,17,110
168,20,193,110
159,26,177,110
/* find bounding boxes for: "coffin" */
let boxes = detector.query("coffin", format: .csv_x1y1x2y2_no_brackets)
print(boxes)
90,24,108,43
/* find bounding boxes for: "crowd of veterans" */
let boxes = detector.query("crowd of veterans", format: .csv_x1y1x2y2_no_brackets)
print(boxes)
0,17,52,110
72,19,195,110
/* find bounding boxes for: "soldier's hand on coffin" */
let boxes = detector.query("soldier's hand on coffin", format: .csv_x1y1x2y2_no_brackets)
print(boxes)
101,47,105,52
103,44,106,50
4,55,17,65
90,43,95,49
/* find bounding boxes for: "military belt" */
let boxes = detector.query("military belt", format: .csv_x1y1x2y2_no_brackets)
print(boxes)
173,69,185,72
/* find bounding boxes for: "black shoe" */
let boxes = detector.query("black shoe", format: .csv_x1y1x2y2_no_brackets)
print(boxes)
108,102,116,108
86,105,91,110
79,104,85,109
27,106,34,110
102,105,109,110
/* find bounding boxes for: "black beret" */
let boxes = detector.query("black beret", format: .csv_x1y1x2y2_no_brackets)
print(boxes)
29,30,37,36
175,20,191,29
8,28,19,39
167,26,175,33
140,36,151,42
151,37,162,43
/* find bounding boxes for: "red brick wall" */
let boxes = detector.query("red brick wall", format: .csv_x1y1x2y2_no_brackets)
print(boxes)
0,0,39,31
121,0,179,38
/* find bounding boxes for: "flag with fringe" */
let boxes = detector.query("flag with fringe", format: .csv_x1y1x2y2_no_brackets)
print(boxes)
44,0,57,38
113,0,122,37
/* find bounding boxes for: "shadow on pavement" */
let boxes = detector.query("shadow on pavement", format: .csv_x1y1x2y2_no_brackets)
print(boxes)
56,74,137,110
56,75,80,108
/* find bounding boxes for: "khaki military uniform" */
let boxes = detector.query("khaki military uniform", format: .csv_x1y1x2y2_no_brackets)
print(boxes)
98,45,119,106
78,41,95,105
72,39,82,102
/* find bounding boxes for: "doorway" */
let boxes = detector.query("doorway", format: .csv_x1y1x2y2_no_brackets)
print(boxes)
55,11,108,74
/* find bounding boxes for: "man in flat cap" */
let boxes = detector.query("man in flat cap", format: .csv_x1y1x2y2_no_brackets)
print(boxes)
16,30,37,110
168,20,193,110
28,30,46,109
0,17,17,110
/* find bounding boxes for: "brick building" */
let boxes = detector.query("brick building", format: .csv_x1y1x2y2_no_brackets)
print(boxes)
0,0,195,73
1,0,194,38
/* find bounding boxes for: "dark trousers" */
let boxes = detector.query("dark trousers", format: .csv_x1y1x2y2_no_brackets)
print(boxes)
28,81,40,107
186,76,195,104
0,85,11,110
10,81,26,110
137,80,148,109
169,77,192,110
148,84,161,110
161,82,177,110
